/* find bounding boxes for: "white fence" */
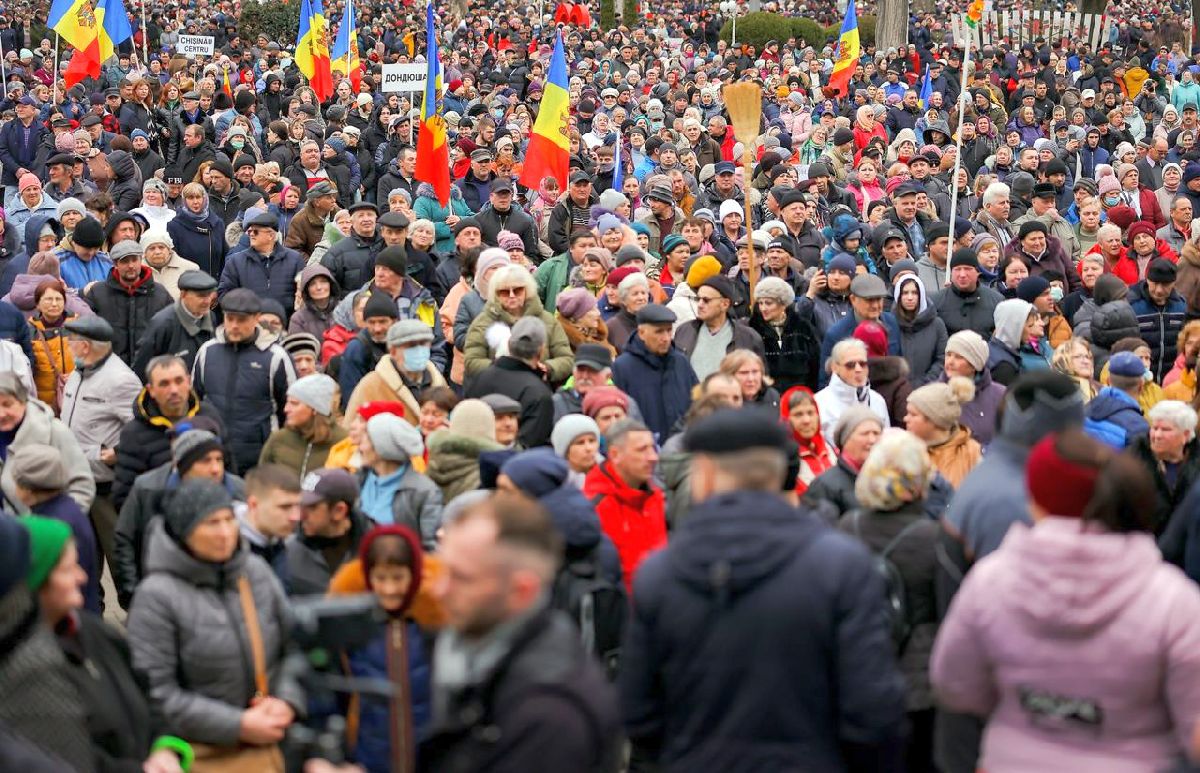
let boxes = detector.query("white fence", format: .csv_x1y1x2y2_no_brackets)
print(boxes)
948,10,1114,52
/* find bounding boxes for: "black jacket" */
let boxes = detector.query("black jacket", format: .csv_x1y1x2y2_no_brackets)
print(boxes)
321,230,385,297
177,139,216,184
475,203,540,255
132,302,216,378
464,356,555,448
85,267,173,366
421,608,621,773
618,491,907,771
105,150,143,212
749,307,820,392
209,180,258,231
930,283,1004,338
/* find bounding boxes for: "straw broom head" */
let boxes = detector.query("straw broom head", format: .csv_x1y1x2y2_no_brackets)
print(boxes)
722,82,762,152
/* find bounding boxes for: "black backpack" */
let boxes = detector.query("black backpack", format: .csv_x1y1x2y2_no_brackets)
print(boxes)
550,544,628,681
853,512,926,653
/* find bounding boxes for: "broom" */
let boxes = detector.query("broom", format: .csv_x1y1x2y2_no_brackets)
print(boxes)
722,82,763,304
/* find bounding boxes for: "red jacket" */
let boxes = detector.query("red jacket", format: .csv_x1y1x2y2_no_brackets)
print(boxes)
853,122,888,152
583,461,666,591
1084,240,1178,285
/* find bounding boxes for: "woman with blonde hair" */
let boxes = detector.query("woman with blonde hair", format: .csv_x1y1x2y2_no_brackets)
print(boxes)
166,181,228,277
719,349,779,407
1052,337,1102,402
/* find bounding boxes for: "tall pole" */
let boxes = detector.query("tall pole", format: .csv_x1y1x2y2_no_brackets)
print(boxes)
140,0,148,70
51,33,59,105
946,34,971,250
732,9,737,47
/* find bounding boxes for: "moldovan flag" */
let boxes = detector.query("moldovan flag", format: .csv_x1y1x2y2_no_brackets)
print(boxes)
414,4,450,206
827,0,860,98
332,0,362,92
222,66,234,99
296,0,334,102
49,0,102,87
518,31,569,191
94,0,133,63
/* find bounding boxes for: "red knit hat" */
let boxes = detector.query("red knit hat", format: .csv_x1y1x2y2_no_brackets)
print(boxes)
357,401,407,422
853,320,890,358
359,525,424,614
1025,432,1100,518
1126,220,1157,244
1105,205,1138,231
582,386,630,417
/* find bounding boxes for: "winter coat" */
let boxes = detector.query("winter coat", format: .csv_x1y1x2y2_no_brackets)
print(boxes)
85,267,173,366
127,519,305,746
548,193,599,255
462,296,575,383
192,328,296,471
672,317,766,365
534,252,579,314
896,306,948,386
166,208,228,278
60,352,141,484
425,430,502,503
28,316,74,408
288,264,340,338
749,306,820,392
464,356,555,449
620,490,907,771
1085,299,1140,362
814,372,891,449
583,460,666,591
355,466,444,550
320,231,383,298
819,312,903,387
0,396,94,508
611,335,698,442
412,186,474,254
1130,435,1200,539
105,150,143,212
1084,386,1150,448
945,435,1035,562
218,242,305,319
474,203,540,256
344,354,447,430
0,116,46,186
285,508,374,597
1002,235,1083,293
796,290,853,341
131,301,216,377
803,456,864,521
932,517,1200,773
259,422,348,479
337,331,388,408
1128,281,1187,381
7,195,58,235
927,425,983,488
283,202,329,258
941,369,1005,447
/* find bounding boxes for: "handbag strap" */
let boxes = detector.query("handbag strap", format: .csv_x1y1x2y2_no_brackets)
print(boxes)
236,575,269,699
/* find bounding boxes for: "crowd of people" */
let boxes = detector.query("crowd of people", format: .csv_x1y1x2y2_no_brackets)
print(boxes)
4,0,1200,771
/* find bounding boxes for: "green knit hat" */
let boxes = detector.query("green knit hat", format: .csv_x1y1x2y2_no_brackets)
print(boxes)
21,515,72,591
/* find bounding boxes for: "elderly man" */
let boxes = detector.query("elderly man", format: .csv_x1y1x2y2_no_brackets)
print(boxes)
1158,197,1193,255
973,182,1017,249
133,270,218,377
611,304,698,442
476,178,539,255
85,240,173,366
345,318,449,424
219,212,305,317
552,343,644,422
285,180,341,257
321,201,381,296
1012,182,1081,260
673,276,765,380
819,273,902,386
0,94,45,203
636,183,685,255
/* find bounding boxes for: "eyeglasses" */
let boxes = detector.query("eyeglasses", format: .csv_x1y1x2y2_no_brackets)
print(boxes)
696,295,724,304
841,360,869,370
496,287,525,297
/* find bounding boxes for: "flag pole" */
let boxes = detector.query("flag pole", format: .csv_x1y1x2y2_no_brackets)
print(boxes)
140,0,148,70
51,33,59,105
946,32,971,250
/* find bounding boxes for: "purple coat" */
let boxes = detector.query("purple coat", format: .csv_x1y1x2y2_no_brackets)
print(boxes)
940,368,1006,446
1,273,93,319
932,517,1200,773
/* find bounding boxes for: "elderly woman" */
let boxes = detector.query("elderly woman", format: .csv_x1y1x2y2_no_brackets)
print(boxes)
426,399,503,503
802,405,885,520
167,182,228,277
814,338,891,447
140,228,199,301
132,178,177,229
839,429,941,770
750,276,818,392
27,278,76,411
988,298,1051,386
939,330,1006,446
1128,400,1200,538
462,264,575,382
904,378,982,487
443,248,510,386
556,286,615,356
933,428,1200,772
605,271,650,353
780,386,836,496
127,479,302,765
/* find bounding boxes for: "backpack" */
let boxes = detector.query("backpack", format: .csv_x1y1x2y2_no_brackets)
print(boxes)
550,544,628,681
853,511,927,653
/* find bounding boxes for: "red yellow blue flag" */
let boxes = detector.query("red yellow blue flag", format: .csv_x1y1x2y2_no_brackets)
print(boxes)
518,31,570,191
414,4,450,206
827,0,860,98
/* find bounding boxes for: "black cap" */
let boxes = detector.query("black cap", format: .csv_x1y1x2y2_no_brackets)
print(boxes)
1017,220,1048,239
47,152,75,167
569,170,591,184
574,343,613,370
246,212,278,230
348,201,378,214
72,217,105,249
362,290,399,320
378,211,410,229
1147,258,1178,282
178,270,218,292
949,248,980,271
925,222,950,241
1032,182,1058,199
700,275,737,300
683,406,790,454
221,288,261,314
209,158,234,179
490,178,514,193
64,315,114,342
636,303,676,324
766,236,795,252
892,180,921,197
452,217,480,235
299,468,360,506
80,114,102,128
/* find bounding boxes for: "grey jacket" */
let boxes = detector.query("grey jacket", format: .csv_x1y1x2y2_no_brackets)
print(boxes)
60,353,142,484
896,307,948,386
0,398,95,510
356,466,444,549
127,519,304,746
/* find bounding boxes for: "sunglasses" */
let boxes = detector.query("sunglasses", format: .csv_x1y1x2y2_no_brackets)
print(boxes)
496,287,525,297
841,360,869,370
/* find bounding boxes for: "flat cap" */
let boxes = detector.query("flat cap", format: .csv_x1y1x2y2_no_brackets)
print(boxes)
378,211,410,229
221,288,261,314
306,181,337,200
348,201,378,214
178,270,218,292
850,273,889,299
64,315,114,342
481,393,521,415
683,407,790,454
636,303,676,324
46,152,75,167
386,319,434,348
246,212,279,230
574,343,613,371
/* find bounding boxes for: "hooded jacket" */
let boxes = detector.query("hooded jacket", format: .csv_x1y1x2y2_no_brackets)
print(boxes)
105,150,143,212
85,265,173,365
425,429,503,503
932,518,1200,773
894,275,948,385
1128,280,1187,382
583,460,666,592
288,264,341,338
1084,386,1149,448
620,491,907,771
462,295,575,383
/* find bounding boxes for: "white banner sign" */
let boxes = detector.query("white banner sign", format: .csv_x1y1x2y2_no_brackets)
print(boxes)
381,63,427,94
178,35,216,57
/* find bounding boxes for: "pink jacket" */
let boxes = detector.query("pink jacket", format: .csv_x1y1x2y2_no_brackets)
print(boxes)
932,517,1200,773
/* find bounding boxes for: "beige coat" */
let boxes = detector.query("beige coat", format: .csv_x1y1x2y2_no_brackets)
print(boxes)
343,354,447,429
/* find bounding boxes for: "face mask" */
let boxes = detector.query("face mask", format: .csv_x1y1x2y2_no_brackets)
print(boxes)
402,345,431,372
1049,286,1064,302
599,162,614,172
231,138,244,149
1104,195,1120,206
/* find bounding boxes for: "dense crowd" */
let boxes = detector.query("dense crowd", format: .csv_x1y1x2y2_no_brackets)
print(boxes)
5,0,1200,771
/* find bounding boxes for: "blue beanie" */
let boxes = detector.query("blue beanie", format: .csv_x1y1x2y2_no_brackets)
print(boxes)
500,448,569,498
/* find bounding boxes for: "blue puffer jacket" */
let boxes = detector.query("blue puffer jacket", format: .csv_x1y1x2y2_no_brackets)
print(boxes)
0,297,31,358
611,335,699,443
1084,386,1150,449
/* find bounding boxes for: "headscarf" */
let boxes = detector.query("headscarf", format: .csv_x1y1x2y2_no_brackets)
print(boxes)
779,385,833,477
179,188,211,223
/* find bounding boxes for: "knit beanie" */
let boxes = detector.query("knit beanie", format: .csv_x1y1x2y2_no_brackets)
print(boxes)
172,430,223,474
854,430,932,511
375,246,407,276
164,479,234,543
141,228,174,251
367,413,425,462
945,330,990,372
1015,275,1051,304
21,515,71,591
474,247,512,291
833,405,885,448
907,377,975,431
598,188,627,211
1105,205,1138,231
287,374,338,417
362,290,399,320
448,399,496,441
8,444,68,491
853,320,889,358
56,197,87,222
54,131,75,152
501,448,570,497
1026,431,1100,518
551,414,601,457
28,251,60,277
72,217,105,248
0,514,31,597
686,255,722,288
143,177,168,198
582,386,630,418
1127,220,1157,244
496,230,524,251
582,247,614,272
555,286,597,322
1097,175,1121,196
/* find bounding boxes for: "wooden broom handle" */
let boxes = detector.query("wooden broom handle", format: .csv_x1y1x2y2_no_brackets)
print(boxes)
742,145,757,305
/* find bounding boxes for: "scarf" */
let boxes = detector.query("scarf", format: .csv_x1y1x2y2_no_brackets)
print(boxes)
178,194,211,223
779,385,833,474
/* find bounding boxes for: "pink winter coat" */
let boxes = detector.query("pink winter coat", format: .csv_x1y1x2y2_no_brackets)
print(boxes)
931,517,1200,773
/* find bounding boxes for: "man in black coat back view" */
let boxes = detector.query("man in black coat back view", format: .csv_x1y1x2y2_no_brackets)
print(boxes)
464,316,555,449
619,408,907,772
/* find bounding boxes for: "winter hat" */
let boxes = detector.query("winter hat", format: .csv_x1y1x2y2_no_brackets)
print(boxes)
141,228,174,251
283,332,320,360
605,265,639,288
907,377,976,430
1015,275,1051,303
551,414,601,458
1183,161,1200,184
0,514,30,597
28,251,60,277
448,399,496,441
755,276,796,306
686,255,722,288
325,136,347,154
18,173,38,192
172,429,223,474
501,448,571,498
598,189,628,211
1097,175,1121,196
1127,220,1157,244
596,213,623,234
1164,162,1184,179
56,197,87,221
358,524,424,612
54,131,75,152
496,230,524,251
7,444,68,491
970,232,998,255
582,385,630,418
948,249,980,271
72,217,105,248
1026,430,1100,518
375,246,407,276
366,413,425,461
853,320,889,358
164,479,234,543
21,515,71,591
143,177,168,198
660,233,687,257
287,374,338,417
555,286,598,321
474,247,512,290
387,319,434,348
832,405,885,448
356,401,408,422
1105,205,1138,231
582,247,614,272
854,429,933,511
945,330,990,372
1093,274,1129,304
362,291,399,320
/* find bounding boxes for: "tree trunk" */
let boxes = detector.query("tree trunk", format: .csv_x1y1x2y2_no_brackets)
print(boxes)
876,0,907,51
1080,0,1106,15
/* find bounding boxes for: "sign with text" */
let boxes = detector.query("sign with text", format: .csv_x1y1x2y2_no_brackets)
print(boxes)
178,35,216,57
381,63,427,93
